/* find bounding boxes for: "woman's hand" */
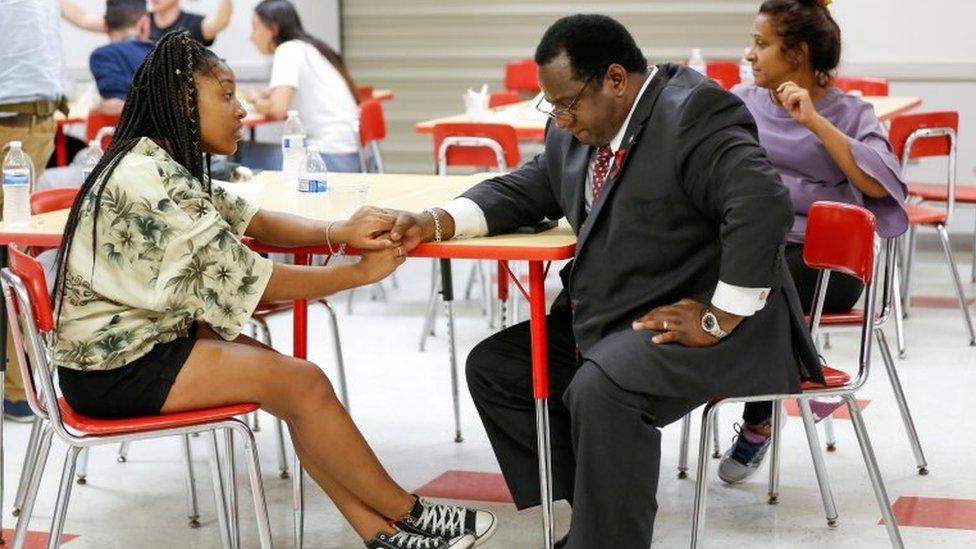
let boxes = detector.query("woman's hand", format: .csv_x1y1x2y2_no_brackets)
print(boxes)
333,206,397,250
775,81,822,129
353,247,406,285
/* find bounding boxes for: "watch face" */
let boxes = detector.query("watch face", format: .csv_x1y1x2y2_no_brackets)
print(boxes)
702,313,716,330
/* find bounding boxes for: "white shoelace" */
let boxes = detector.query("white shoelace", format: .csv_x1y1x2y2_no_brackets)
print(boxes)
415,499,466,538
387,531,442,549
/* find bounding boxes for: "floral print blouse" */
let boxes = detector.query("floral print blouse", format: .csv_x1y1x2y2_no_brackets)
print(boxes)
54,137,273,371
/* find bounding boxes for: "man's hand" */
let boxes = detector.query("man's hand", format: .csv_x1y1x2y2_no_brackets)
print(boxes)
389,208,456,252
632,298,742,347
333,206,397,250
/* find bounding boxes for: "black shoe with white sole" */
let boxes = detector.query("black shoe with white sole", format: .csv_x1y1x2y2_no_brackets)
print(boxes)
396,497,497,546
366,529,470,549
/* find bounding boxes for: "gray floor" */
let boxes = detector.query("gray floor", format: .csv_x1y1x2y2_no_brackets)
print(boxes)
5,248,976,548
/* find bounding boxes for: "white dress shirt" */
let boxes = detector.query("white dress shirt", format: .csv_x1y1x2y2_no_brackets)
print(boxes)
440,68,770,316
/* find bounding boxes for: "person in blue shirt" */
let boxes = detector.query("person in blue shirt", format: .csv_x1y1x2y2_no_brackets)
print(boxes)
89,0,155,116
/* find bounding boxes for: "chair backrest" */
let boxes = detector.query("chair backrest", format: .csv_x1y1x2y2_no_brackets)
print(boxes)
358,99,386,146
489,90,521,109
504,58,540,93
357,84,374,103
706,61,740,89
888,111,958,221
834,76,889,96
31,187,79,215
1,247,59,427
85,111,120,149
803,201,880,386
432,123,520,174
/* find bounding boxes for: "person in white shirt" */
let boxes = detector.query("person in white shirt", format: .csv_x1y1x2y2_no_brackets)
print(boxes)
247,0,362,172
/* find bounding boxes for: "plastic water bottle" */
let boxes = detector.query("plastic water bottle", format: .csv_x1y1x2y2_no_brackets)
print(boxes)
739,47,754,85
281,110,307,185
298,146,328,193
688,48,707,76
3,141,33,226
79,140,103,183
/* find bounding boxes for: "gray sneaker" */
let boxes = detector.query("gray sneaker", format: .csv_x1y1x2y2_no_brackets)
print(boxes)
718,423,772,484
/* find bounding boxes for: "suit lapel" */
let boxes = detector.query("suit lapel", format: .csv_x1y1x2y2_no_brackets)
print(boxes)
574,67,670,253
564,140,592,229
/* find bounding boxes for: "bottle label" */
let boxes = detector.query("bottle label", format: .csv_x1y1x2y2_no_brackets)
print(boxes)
3,170,29,186
298,178,327,193
282,136,306,149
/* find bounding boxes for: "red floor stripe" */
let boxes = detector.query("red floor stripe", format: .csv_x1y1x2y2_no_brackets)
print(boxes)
415,470,513,503
882,496,976,531
0,529,78,548
783,398,871,420
910,295,976,309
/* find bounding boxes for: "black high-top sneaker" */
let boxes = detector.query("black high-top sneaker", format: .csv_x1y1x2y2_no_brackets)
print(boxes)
365,528,470,549
395,497,497,546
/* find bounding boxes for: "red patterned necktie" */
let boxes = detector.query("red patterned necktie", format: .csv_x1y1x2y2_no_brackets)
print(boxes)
591,144,614,201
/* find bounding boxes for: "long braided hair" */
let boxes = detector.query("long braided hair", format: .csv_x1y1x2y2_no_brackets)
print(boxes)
53,31,223,325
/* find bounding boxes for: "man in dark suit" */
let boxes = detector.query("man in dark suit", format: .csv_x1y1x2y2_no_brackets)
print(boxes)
388,14,821,548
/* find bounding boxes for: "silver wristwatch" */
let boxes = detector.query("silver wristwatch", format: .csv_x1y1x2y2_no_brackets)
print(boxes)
700,309,729,339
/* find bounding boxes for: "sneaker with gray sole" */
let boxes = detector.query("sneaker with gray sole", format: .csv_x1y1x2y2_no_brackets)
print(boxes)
718,423,773,484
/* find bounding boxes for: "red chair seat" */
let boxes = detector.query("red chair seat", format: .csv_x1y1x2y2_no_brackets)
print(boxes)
906,203,947,225
801,365,851,391
804,309,865,326
907,182,976,203
58,398,258,436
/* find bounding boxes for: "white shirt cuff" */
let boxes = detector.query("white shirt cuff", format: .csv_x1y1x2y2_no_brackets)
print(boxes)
440,197,489,240
711,281,770,316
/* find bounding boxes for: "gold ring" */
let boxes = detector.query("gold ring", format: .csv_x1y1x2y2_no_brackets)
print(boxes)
663,320,669,331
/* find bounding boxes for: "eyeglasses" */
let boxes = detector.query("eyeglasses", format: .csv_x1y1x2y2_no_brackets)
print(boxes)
535,74,596,120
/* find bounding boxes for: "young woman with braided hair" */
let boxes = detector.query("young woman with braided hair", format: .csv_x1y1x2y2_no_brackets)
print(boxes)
52,31,495,549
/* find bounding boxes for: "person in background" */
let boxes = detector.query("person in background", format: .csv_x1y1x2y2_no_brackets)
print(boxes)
149,0,233,46
90,0,154,115
247,0,362,173
60,0,107,32
718,0,908,485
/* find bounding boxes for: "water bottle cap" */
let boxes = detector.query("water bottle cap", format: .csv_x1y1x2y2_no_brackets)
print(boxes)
287,110,299,118
8,141,21,149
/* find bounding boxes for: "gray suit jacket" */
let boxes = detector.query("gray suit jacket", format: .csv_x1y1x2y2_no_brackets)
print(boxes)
462,64,822,400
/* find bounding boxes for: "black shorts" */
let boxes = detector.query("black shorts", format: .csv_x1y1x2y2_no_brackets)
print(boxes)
59,328,198,418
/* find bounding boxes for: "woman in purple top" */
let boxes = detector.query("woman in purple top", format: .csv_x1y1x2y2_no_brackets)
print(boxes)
718,0,908,484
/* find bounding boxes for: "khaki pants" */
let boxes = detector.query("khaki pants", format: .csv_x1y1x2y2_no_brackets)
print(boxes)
1,113,56,402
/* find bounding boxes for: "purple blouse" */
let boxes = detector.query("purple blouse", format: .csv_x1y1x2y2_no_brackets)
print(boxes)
732,84,908,241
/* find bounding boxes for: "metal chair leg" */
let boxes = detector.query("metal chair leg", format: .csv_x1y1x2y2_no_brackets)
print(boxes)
823,414,837,452
13,416,43,517
232,423,275,548
876,329,929,474
293,451,304,549
181,434,201,528
710,408,721,458
250,411,261,433
321,299,349,410
224,429,240,549
767,402,783,505
971,214,976,283
937,224,976,345
440,259,463,443
677,413,691,479
798,399,839,527
691,403,718,549
418,261,440,351
117,441,130,463
891,263,908,358
208,431,234,549
75,447,89,484
46,446,82,549
901,226,917,314
12,425,54,549
274,417,290,479
844,394,905,548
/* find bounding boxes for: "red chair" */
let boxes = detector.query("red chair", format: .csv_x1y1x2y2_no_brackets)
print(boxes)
681,202,903,548
489,90,521,109
84,111,120,150
358,98,387,173
834,76,889,96
706,60,740,90
30,186,77,216
432,122,520,174
1,246,274,548
888,111,974,356
504,58,540,93
357,84,374,103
